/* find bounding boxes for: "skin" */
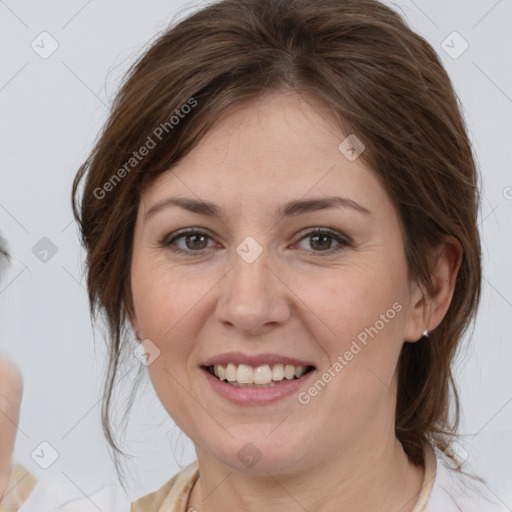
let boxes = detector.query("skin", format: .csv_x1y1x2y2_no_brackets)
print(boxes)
130,89,462,511
0,89,462,510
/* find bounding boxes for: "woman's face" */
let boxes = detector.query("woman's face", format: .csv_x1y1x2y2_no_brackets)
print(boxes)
130,90,426,474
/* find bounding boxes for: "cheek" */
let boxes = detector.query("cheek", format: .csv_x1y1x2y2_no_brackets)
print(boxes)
131,265,202,421
131,258,194,338
130,261,211,387
292,258,408,399
299,264,405,342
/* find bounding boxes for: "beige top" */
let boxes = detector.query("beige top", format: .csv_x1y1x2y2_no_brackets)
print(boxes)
0,465,37,512
0,442,437,511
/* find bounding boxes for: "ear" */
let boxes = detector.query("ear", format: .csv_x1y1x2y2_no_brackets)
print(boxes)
403,235,463,342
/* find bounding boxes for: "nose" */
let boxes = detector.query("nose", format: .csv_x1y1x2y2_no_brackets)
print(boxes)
215,250,291,337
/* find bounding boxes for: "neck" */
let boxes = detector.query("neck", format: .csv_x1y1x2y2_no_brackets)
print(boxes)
187,432,425,512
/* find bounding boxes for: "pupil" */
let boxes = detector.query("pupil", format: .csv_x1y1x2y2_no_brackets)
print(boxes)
311,234,330,250
187,234,207,250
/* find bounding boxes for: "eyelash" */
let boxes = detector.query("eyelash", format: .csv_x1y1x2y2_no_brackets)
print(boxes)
159,227,351,258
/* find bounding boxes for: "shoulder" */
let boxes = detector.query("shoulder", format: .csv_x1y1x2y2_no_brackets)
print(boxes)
2,460,199,512
130,475,179,512
131,460,199,512
425,447,509,512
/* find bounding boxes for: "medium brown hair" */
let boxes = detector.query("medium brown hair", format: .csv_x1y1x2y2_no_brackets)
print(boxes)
72,0,481,475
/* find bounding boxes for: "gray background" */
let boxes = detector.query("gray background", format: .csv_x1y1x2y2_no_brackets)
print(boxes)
0,0,511,505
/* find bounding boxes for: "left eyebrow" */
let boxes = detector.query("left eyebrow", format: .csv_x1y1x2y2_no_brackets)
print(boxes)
145,195,372,220
278,196,372,217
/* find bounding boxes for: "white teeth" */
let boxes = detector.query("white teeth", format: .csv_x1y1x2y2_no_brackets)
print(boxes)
285,364,295,380
272,364,285,381
226,363,237,382
229,381,278,388
253,365,272,384
294,366,305,378
210,363,310,386
236,364,253,384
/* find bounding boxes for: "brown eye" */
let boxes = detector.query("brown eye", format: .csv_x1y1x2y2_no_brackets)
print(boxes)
182,233,209,250
295,228,350,257
161,229,215,255
309,233,333,251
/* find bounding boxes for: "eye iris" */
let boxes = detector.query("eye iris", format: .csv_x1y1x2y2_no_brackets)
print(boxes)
310,233,331,251
186,233,208,250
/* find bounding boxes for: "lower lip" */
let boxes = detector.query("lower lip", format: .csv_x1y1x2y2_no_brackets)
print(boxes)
201,367,316,405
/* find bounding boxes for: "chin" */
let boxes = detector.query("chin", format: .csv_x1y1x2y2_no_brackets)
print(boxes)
199,432,311,475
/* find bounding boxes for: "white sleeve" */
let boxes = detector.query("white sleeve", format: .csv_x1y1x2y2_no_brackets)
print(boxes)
17,473,131,512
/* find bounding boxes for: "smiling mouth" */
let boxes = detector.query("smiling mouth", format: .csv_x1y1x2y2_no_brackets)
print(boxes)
204,363,316,388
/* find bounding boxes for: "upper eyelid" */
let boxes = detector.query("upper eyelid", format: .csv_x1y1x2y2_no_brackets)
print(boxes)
296,227,350,242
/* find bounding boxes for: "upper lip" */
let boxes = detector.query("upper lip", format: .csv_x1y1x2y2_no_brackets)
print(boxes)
202,352,316,368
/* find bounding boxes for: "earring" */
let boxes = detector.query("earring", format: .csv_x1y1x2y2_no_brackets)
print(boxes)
422,330,429,338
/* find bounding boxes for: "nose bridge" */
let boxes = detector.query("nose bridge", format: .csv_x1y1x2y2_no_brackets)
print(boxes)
216,241,290,334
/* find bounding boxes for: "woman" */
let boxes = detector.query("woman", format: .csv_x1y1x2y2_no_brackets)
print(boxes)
0,0,508,510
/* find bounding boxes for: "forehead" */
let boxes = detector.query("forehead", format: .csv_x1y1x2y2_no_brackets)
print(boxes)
140,90,389,218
